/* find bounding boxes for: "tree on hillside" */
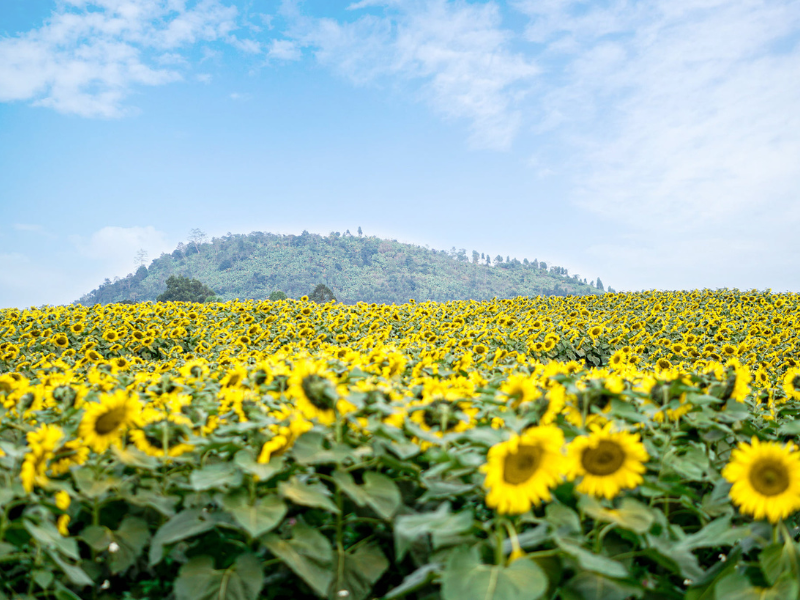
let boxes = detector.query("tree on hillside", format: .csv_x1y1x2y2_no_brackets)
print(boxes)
157,275,216,303
189,228,208,252
310,284,336,304
134,249,148,268
269,290,287,301
596,278,605,291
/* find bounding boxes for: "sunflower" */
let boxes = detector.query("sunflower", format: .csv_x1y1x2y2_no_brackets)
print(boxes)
782,367,800,401
53,334,69,348
69,323,85,335
481,425,566,514
20,424,64,492
588,325,603,340
500,373,540,408
102,330,120,343
258,414,312,464
722,438,800,523
287,359,349,425
130,419,194,458
79,389,142,453
566,423,649,499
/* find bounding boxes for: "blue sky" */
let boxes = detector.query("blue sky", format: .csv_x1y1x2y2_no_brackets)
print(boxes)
1,0,799,308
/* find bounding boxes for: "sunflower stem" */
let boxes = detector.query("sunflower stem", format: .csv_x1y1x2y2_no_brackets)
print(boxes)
494,519,506,566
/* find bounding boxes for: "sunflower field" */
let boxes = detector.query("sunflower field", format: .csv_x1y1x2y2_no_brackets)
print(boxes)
2,290,800,600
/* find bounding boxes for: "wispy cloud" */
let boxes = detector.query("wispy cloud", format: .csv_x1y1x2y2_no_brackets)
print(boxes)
0,0,239,117
512,0,800,230
282,0,539,150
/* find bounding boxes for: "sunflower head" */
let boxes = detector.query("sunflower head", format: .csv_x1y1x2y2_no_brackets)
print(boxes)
566,423,649,499
723,438,800,523
481,425,566,515
79,390,142,453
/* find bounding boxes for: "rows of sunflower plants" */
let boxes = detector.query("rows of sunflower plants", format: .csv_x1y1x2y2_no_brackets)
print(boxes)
1,290,800,600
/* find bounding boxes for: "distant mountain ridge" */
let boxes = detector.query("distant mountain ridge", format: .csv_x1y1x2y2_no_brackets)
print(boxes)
76,230,607,305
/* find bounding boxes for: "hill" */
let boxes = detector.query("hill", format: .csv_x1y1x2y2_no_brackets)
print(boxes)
75,230,607,305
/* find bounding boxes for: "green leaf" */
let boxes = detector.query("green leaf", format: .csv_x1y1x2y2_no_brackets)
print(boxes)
665,447,709,481
579,497,655,534
109,516,151,575
556,541,628,579
32,569,54,590
263,523,334,598
222,492,287,538
24,519,79,560
123,488,178,517
759,542,800,586
641,536,703,580
685,546,742,600
174,553,264,600
441,546,547,600
111,444,159,470
279,477,340,514
394,503,475,561
546,503,582,538
361,472,401,520
291,431,354,465
72,469,118,499
46,550,93,587
384,563,441,600
678,516,745,550
332,469,367,507
190,462,243,491
562,572,643,600
234,450,284,482
712,572,759,600
149,508,218,566
329,543,389,600
777,421,800,436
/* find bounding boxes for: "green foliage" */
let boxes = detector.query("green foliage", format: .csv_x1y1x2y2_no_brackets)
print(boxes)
76,231,603,305
156,275,217,303
269,290,288,301
309,284,336,304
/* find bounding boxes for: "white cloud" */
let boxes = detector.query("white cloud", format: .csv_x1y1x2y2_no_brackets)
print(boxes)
512,0,800,232
268,39,301,61
196,72,212,83
285,0,539,150
0,0,239,117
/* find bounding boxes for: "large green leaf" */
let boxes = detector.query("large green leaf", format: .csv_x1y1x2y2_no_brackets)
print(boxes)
579,497,655,534
291,431,354,465
190,462,243,491
384,563,441,600
222,492,286,538
333,470,401,520
234,450,284,482
46,550,93,588
81,515,150,574
24,519,79,561
149,508,219,565
556,541,628,579
329,543,389,600
279,477,340,514
174,554,264,600
441,546,547,600
72,469,119,499
263,523,334,597
394,502,474,561
561,572,643,600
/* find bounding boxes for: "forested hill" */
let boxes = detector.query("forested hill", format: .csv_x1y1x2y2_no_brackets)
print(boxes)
76,231,608,305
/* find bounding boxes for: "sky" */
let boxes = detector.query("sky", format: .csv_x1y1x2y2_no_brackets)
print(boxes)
1,0,799,308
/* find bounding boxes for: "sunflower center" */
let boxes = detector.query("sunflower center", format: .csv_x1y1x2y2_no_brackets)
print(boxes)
582,440,625,476
792,375,800,392
301,375,334,410
94,406,127,435
749,459,790,496
503,444,543,485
